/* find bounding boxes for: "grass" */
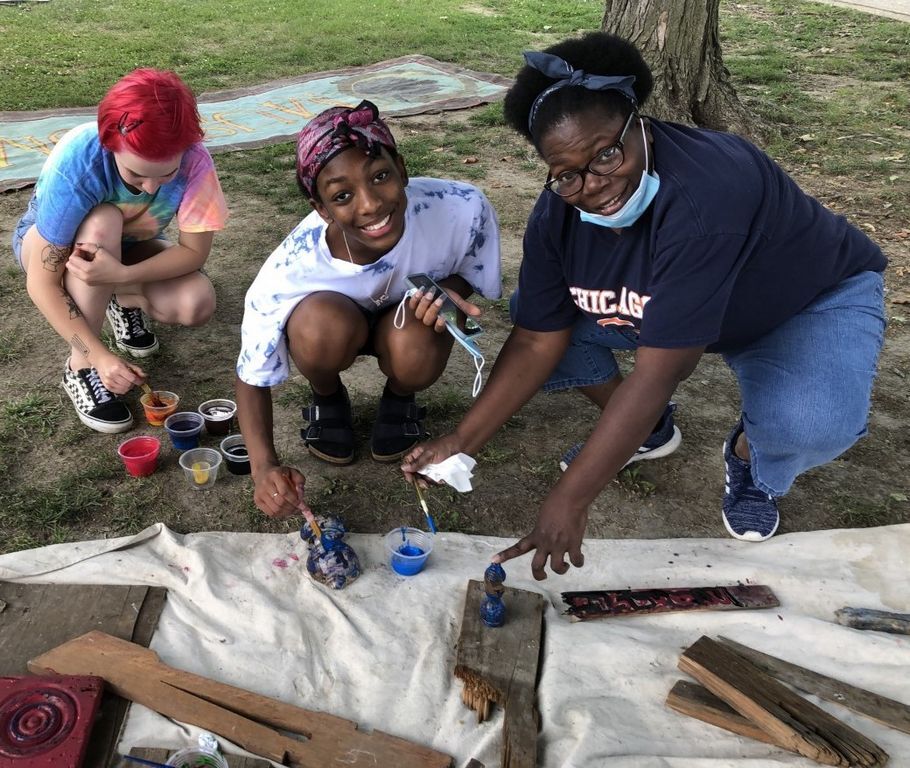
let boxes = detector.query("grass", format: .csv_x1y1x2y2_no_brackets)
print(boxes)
1,1,908,552
0,0,602,110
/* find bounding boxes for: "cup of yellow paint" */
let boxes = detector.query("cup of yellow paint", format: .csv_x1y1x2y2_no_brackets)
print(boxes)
178,447,222,490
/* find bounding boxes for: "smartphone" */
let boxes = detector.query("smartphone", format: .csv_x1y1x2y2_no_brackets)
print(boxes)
405,273,482,338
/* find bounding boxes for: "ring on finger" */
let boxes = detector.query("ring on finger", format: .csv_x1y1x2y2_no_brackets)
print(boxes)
271,491,280,498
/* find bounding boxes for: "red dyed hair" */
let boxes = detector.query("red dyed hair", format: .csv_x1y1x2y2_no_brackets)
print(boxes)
97,68,204,160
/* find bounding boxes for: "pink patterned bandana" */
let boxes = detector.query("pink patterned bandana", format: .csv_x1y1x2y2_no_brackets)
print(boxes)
296,100,397,198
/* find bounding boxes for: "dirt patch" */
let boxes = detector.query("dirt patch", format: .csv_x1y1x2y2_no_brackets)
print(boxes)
1,108,908,557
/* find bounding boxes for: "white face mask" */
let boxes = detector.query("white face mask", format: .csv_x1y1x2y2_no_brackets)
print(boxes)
395,291,485,397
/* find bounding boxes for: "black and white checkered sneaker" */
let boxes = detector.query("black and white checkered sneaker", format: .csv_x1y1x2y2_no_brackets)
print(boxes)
106,296,159,357
61,361,133,433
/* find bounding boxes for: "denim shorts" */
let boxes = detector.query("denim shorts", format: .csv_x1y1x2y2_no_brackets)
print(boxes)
512,270,886,496
11,194,37,271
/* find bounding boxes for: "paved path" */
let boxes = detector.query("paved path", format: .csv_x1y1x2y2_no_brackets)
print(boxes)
811,0,910,22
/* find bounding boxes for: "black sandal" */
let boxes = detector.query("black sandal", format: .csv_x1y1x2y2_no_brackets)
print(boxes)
370,389,427,463
301,385,355,465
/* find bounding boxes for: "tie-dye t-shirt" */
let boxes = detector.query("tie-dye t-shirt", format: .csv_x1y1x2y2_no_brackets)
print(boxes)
237,177,501,388
17,122,228,247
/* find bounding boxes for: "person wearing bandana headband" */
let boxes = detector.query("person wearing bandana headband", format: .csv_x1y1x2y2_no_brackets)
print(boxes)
236,101,501,519
403,32,886,578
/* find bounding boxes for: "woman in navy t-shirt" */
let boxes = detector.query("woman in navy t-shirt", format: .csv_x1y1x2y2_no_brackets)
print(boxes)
402,32,886,580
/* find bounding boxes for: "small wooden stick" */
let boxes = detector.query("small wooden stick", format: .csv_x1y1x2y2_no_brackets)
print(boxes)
836,607,910,635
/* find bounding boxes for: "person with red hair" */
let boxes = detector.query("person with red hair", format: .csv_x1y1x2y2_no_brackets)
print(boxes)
12,68,228,433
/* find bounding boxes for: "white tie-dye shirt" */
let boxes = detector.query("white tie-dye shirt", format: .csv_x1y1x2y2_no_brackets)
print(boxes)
236,177,501,387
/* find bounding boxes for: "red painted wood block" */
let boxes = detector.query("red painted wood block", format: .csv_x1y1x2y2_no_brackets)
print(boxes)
0,675,103,768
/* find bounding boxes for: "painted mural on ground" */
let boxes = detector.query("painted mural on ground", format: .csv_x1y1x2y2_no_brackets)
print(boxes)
0,56,510,191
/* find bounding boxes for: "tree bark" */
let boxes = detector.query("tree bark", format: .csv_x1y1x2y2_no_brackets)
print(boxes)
602,0,757,138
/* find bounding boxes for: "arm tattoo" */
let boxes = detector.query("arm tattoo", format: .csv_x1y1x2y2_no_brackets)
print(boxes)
59,287,83,319
70,334,90,356
41,244,70,272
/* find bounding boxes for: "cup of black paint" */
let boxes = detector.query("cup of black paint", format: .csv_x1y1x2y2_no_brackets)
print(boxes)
219,434,251,475
198,398,237,436
164,412,204,451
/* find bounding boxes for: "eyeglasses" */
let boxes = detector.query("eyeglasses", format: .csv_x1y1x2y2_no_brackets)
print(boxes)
544,112,638,198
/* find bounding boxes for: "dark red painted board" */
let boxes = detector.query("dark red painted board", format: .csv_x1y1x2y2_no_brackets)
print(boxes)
561,584,779,621
0,675,104,768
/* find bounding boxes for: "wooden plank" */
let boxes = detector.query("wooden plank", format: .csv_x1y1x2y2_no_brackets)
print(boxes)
679,636,888,767
454,579,545,768
0,583,165,674
111,746,271,767
666,680,782,747
718,636,910,735
0,583,167,768
835,607,910,636
561,584,778,620
29,631,453,768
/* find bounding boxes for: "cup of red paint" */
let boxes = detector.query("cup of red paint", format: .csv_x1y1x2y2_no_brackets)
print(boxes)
385,527,433,576
117,435,161,477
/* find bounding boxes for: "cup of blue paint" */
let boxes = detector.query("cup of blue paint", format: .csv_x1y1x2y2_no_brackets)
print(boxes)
386,526,433,576
164,412,205,451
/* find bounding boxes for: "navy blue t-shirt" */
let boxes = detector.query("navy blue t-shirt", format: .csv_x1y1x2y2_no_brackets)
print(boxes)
516,120,886,352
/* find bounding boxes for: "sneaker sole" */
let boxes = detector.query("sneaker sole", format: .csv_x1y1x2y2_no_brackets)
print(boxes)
306,444,355,466
371,443,418,463
61,383,134,434
624,425,683,466
721,438,779,542
559,426,683,472
115,338,160,358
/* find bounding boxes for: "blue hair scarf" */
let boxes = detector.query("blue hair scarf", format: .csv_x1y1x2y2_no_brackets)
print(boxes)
524,51,638,134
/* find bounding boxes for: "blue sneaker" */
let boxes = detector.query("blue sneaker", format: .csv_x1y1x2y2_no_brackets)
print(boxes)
559,403,682,472
722,419,779,541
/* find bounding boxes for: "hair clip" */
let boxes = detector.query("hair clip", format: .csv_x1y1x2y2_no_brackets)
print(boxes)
117,112,144,136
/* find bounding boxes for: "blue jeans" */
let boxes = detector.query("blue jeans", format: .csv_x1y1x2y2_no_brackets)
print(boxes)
511,270,886,496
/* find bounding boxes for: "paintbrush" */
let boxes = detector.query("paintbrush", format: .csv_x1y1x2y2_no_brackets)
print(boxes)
140,382,164,407
121,755,172,768
295,482,322,538
414,482,437,534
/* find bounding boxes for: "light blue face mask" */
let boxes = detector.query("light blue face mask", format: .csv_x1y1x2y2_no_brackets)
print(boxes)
394,291,486,397
577,118,660,229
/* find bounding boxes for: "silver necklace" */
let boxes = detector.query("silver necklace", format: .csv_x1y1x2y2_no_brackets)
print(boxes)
341,227,395,307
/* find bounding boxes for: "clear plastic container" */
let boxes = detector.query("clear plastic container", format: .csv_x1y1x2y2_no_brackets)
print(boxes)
165,747,229,768
385,526,434,575
178,447,223,490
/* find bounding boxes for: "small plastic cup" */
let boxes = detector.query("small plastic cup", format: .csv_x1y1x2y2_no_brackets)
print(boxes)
164,412,205,451
198,398,237,436
140,391,180,427
117,436,161,477
386,527,434,576
178,447,222,490
219,434,251,475
166,747,229,768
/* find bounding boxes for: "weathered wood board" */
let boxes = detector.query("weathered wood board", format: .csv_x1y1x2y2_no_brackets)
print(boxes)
29,631,453,768
835,607,910,635
718,636,910,736
0,583,166,768
679,636,888,767
454,579,545,768
561,584,779,620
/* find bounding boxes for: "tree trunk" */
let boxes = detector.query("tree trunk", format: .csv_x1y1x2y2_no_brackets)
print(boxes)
602,0,756,138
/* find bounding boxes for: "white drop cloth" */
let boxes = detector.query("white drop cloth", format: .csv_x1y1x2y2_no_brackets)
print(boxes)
1,523,908,767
